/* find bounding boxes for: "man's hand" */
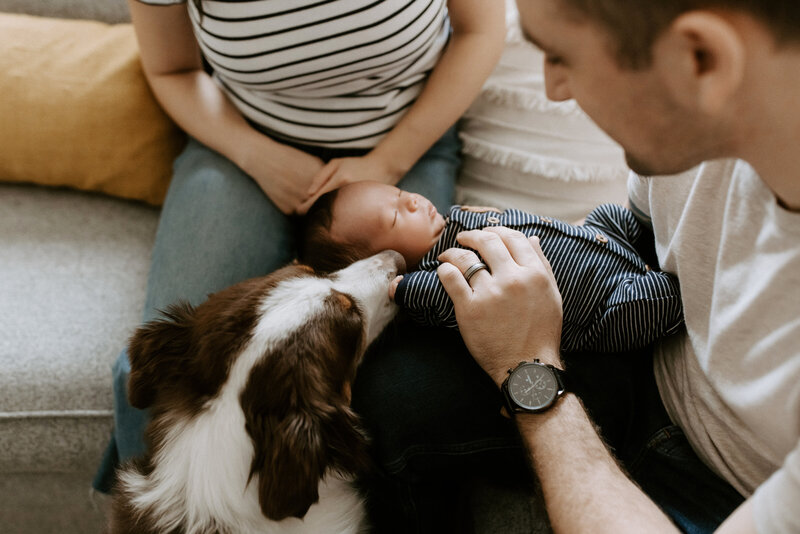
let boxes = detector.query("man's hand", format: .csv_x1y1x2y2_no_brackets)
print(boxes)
437,226,564,386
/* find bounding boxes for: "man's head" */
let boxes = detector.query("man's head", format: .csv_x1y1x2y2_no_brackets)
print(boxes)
300,182,445,272
516,0,800,176
542,1,800,70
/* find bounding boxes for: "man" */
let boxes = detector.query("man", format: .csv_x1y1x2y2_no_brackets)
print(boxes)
436,0,799,532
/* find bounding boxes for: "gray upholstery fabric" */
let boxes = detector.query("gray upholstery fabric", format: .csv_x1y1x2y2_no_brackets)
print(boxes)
0,183,158,532
0,0,130,23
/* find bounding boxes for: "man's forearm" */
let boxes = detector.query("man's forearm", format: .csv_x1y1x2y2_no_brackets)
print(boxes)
516,393,678,534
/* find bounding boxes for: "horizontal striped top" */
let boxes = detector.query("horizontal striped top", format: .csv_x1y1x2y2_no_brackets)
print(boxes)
393,203,684,353
137,0,450,148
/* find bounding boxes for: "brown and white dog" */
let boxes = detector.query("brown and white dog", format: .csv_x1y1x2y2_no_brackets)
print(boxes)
110,250,405,534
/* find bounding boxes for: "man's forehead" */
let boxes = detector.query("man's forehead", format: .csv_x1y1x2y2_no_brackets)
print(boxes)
517,0,587,44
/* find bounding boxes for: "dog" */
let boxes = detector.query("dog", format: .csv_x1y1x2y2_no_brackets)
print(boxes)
110,250,405,534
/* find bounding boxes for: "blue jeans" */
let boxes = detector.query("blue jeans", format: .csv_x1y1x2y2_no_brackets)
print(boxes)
352,333,746,534
92,128,461,492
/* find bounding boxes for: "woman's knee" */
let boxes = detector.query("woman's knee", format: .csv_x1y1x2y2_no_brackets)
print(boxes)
145,139,296,312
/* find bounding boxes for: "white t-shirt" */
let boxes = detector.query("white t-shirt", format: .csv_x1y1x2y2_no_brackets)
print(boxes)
628,160,800,533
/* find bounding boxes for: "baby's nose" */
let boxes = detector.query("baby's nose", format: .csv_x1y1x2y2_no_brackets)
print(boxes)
405,193,419,211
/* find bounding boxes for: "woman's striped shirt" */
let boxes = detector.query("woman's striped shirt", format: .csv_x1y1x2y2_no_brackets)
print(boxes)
393,203,684,353
137,0,450,148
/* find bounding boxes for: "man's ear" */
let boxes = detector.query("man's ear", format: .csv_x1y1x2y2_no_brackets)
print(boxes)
127,303,196,409
656,11,745,115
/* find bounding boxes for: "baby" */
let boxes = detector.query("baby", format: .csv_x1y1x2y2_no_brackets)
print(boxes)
299,181,682,353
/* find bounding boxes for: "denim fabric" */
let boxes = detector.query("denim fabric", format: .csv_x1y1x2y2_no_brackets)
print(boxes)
93,128,461,492
354,344,745,534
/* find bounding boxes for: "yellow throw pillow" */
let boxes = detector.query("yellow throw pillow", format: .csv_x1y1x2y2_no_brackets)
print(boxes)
0,13,186,205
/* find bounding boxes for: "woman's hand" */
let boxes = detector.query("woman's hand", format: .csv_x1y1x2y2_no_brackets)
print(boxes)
437,227,564,386
296,153,402,214
239,140,326,215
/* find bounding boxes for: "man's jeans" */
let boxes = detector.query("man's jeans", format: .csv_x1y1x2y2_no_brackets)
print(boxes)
92,128,461,492
352,325,746,534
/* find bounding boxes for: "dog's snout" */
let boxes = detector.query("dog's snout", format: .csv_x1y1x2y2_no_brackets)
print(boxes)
375,250,406,276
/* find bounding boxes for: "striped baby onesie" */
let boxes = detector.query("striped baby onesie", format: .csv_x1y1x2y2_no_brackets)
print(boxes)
136,0,450,148
393,204,683,353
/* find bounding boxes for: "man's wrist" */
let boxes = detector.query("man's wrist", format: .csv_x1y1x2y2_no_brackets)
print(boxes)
513,391,581,433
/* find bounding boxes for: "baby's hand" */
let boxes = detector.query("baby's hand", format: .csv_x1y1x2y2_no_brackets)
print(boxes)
389,275,403,301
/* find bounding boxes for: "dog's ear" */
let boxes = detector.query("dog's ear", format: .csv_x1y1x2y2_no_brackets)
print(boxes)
241,364,371,521
241,289,372,520
127,303,196,409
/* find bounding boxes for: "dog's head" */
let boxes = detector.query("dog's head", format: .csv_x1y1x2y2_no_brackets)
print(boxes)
126,250,405,522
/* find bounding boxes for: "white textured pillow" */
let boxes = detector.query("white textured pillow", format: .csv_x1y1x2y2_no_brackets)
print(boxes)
457,0,629,222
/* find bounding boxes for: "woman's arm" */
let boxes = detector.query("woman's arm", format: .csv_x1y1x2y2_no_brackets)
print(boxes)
128,1,324,214
367,0,506,179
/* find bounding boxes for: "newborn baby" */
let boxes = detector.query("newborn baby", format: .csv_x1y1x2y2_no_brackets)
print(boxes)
300,181,682,353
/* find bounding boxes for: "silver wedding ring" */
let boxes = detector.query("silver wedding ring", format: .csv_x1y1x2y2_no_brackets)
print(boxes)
463,261,489,283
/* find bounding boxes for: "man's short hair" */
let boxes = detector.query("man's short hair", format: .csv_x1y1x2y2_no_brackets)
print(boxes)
559,0,800,68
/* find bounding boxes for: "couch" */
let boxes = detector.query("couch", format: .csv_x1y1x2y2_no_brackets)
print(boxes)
0,1,628,532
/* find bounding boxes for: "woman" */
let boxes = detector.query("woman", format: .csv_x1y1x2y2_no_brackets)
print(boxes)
93,0,504,502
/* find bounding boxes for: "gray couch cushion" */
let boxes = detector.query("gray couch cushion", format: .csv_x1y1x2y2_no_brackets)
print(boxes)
0,0,129,23
0,183,158,472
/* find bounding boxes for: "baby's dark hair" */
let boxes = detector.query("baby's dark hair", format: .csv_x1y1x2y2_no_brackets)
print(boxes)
298,189,372,273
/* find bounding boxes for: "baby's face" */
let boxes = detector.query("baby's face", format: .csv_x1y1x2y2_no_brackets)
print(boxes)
330,182,445,268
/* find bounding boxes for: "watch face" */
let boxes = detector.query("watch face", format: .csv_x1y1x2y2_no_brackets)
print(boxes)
507,364,558,411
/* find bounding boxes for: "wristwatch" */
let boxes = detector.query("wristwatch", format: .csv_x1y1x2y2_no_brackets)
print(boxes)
501,359,567,414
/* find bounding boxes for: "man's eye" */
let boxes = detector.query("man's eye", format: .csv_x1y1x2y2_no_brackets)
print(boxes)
545,55,563,66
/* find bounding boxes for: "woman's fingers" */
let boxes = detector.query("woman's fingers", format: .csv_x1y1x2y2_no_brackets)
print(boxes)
306,159,339,197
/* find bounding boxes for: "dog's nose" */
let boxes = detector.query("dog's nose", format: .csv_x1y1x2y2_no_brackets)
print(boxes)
377,250,406,275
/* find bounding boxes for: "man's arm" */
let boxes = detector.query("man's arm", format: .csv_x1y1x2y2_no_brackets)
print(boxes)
437,226,756,533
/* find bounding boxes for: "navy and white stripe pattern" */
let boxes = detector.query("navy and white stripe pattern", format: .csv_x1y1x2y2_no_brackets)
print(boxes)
138,0,450,148
394,204,684,353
